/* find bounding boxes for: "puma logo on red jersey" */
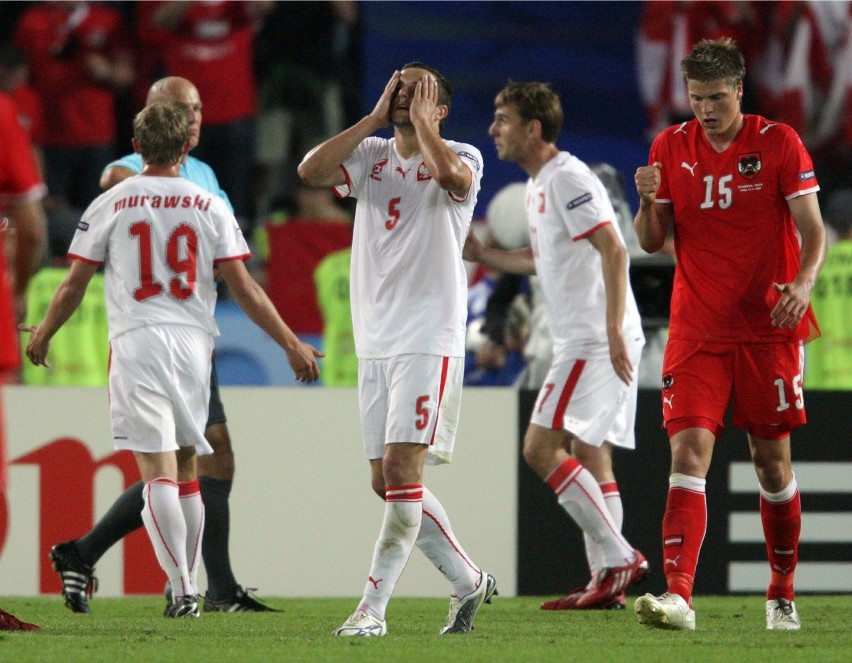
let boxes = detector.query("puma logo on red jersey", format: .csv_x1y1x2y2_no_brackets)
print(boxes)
681,161,697,176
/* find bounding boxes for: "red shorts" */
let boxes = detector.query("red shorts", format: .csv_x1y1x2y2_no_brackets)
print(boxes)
661,338,806,440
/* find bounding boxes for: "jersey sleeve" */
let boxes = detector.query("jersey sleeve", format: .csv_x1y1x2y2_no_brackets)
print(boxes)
448,143,483,203
67,194,113,264
550,167,615,240
335,137,383,199
213,198,251,262
777,124,819,199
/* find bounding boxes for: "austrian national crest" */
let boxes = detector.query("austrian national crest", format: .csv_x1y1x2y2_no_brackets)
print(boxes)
737,152,761,179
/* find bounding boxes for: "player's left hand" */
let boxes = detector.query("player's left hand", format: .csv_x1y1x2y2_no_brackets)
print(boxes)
608,330,634,386
18,323,51,367
285,341,325,383
771,281,810,329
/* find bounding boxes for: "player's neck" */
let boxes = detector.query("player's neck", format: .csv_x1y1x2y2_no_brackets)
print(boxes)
394,124,423,160
140,163,182,177
523,143,559,179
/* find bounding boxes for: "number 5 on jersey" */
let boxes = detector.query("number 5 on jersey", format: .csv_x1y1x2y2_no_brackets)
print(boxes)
386,197,401,230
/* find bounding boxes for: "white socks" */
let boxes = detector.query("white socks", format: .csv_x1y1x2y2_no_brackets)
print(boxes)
417,486,480,597
142,478,192,599
359,484,423,620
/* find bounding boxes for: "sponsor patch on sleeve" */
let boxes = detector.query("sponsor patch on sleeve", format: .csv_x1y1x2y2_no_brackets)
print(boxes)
458,151,481,172
797,170,815,181
77,221,90,231
566,192,593,209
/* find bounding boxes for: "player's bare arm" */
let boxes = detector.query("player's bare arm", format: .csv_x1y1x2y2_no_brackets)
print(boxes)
410,75,471,197
298,70,401,188
20,259,99,367
7,199,47,320
771,192,827,329
634,161,670,253
462,229,536,275
587,224,633,385
216,259,323,383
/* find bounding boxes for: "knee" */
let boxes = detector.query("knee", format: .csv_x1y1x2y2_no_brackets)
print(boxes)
749,440,793,493
753,458,791,493
670,441,711,478
199,425,236,480
572,442,611,480
371,476,386,500
382,454,406,487
522,433,552,477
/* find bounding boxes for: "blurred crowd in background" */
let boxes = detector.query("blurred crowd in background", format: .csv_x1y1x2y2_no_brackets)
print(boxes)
1,1,850,389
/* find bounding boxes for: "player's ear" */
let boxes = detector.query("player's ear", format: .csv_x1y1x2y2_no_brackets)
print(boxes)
436,105,448,123
528,118,542,138
132,138,141,154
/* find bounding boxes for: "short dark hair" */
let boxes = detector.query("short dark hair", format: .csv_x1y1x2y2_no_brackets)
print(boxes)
680,37,746,87
133,103,189,166
400,61,453,116
494,81,563,143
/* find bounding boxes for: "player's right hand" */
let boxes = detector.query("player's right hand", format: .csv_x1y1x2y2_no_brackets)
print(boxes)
18,323,51,368
635,162,662,204
370,70,401,128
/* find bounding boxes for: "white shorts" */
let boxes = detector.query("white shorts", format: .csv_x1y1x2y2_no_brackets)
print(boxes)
108,325,214,456
529,338,644,449
358,354,463,465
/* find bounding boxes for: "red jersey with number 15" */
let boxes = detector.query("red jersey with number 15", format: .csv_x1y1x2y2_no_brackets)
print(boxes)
651,114,820,343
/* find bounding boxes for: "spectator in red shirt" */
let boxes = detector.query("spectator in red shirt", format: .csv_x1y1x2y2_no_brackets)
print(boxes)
13,1,134,212
0,44,46,184
141,1,272,238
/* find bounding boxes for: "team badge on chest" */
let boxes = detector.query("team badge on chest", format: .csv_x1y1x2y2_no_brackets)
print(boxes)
737,152,762,179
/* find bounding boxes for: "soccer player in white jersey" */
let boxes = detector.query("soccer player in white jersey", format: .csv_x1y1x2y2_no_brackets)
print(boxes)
465,81,649,611
22,103,322,618
299,61,496,637
48,76,279,616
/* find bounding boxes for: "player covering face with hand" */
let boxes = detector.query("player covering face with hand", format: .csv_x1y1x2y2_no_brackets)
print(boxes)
299,62,496,637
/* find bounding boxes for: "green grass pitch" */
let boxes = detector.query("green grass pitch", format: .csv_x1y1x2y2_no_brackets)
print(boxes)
1,594,849,662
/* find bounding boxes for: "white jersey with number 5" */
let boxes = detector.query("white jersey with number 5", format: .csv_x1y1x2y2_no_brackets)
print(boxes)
335,136,483,358
527,152,643,356
68,175,250,340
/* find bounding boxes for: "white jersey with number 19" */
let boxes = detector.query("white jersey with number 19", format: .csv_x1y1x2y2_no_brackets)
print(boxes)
68,175,250,340
335,136,483,359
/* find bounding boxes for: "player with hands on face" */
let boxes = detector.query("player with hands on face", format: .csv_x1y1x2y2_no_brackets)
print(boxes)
299,62,495,637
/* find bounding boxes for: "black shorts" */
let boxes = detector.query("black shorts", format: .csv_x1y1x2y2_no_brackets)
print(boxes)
207,356,227,427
